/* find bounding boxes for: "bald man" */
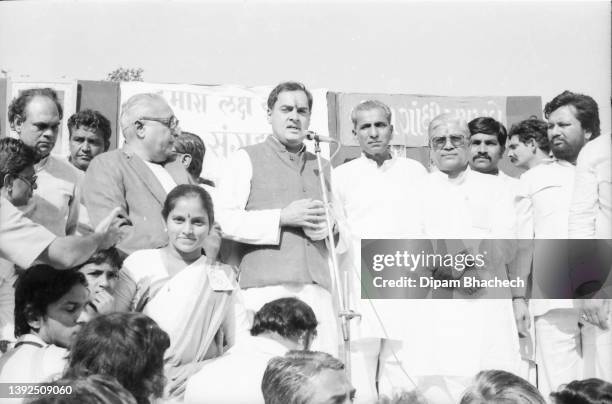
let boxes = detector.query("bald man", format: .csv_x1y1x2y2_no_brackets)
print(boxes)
83,93,193,256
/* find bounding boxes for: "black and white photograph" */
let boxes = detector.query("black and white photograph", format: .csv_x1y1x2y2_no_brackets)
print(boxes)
0,0,611,403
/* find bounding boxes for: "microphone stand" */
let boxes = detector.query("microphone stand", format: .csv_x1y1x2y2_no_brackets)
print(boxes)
312,136,359,381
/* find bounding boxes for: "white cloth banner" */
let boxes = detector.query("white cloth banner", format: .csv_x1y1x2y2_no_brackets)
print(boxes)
119,82,330,184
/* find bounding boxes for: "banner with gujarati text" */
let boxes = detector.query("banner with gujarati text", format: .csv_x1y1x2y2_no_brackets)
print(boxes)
120,82,330,184
335,93,507,147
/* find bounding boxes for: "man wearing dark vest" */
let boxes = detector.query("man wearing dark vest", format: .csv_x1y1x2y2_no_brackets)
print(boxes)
216,81,338,355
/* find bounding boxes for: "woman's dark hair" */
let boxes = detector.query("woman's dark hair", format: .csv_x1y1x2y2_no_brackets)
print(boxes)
161,184,214,224
460,369,546,404
0,137,38,189
65,312,170,404
250,297,318,339
550,378,612,404
14,265,87,338
29,374,137,404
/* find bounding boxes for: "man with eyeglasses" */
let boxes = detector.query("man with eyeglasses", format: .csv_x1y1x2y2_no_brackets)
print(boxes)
382,114,522,404
83,93,194,256
0,137,124,345
8,88,85,238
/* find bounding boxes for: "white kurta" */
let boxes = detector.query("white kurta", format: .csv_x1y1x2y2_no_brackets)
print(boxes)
568,133,612,383
516,158,585,396
332,155,428,340
402,168,520,377
214,145,338,356
516,159,576,314
569,133,612,239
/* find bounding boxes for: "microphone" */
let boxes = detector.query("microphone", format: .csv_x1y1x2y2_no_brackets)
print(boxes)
305,131,338,143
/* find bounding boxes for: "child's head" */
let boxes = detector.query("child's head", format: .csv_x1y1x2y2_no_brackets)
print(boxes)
75,247,123,296
14,265,90,348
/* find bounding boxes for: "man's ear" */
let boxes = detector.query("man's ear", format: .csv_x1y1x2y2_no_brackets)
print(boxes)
526,139,537,153
134,120,146,139
584,130,593,141
180,153,192,169
11,115,25,134
266,108,272,125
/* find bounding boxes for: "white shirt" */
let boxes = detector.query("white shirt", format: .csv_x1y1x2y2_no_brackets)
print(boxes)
332,154,428,238
143,160,177,194
422,167,516,239
399,167,521,377
332,154,428,340
20,155,83,237
0,334,67,387
498,170,520,194
569,133,612,238
0,196,56,268
184,335,287,404
215,148,282,245
515,159,576,314
516,159,575,239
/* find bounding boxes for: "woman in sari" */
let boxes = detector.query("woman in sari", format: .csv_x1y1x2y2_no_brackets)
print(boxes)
113,184,247,399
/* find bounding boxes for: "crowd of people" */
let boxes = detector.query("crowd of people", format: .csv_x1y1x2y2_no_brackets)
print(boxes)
0,81,610,404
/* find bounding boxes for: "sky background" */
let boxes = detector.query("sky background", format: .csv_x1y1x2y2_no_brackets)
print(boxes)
0,0,610,133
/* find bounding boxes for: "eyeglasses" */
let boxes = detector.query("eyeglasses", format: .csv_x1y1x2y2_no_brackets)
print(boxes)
137,116,180,131
430,135,467,150
15,174,37,189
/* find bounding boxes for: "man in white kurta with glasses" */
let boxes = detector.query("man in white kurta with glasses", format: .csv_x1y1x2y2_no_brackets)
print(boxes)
378,114,522,404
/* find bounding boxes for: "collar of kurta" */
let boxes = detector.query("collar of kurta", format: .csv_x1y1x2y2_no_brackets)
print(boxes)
359,152,395,169
435,164,471,185
267,135,306,156
238,335,290,356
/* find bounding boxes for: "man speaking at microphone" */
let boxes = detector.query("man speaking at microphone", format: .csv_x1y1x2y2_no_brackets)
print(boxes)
215,81,338,355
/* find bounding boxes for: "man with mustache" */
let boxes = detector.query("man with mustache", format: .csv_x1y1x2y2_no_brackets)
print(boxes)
468,116,517,186
67,109,112,172
507,118,550,171
467,116,536,381
515,90,604,396
215,81,337,355
8,88,85,237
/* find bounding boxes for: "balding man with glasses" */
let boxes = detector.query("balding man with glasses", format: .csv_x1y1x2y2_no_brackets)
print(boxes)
83,93,193,256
